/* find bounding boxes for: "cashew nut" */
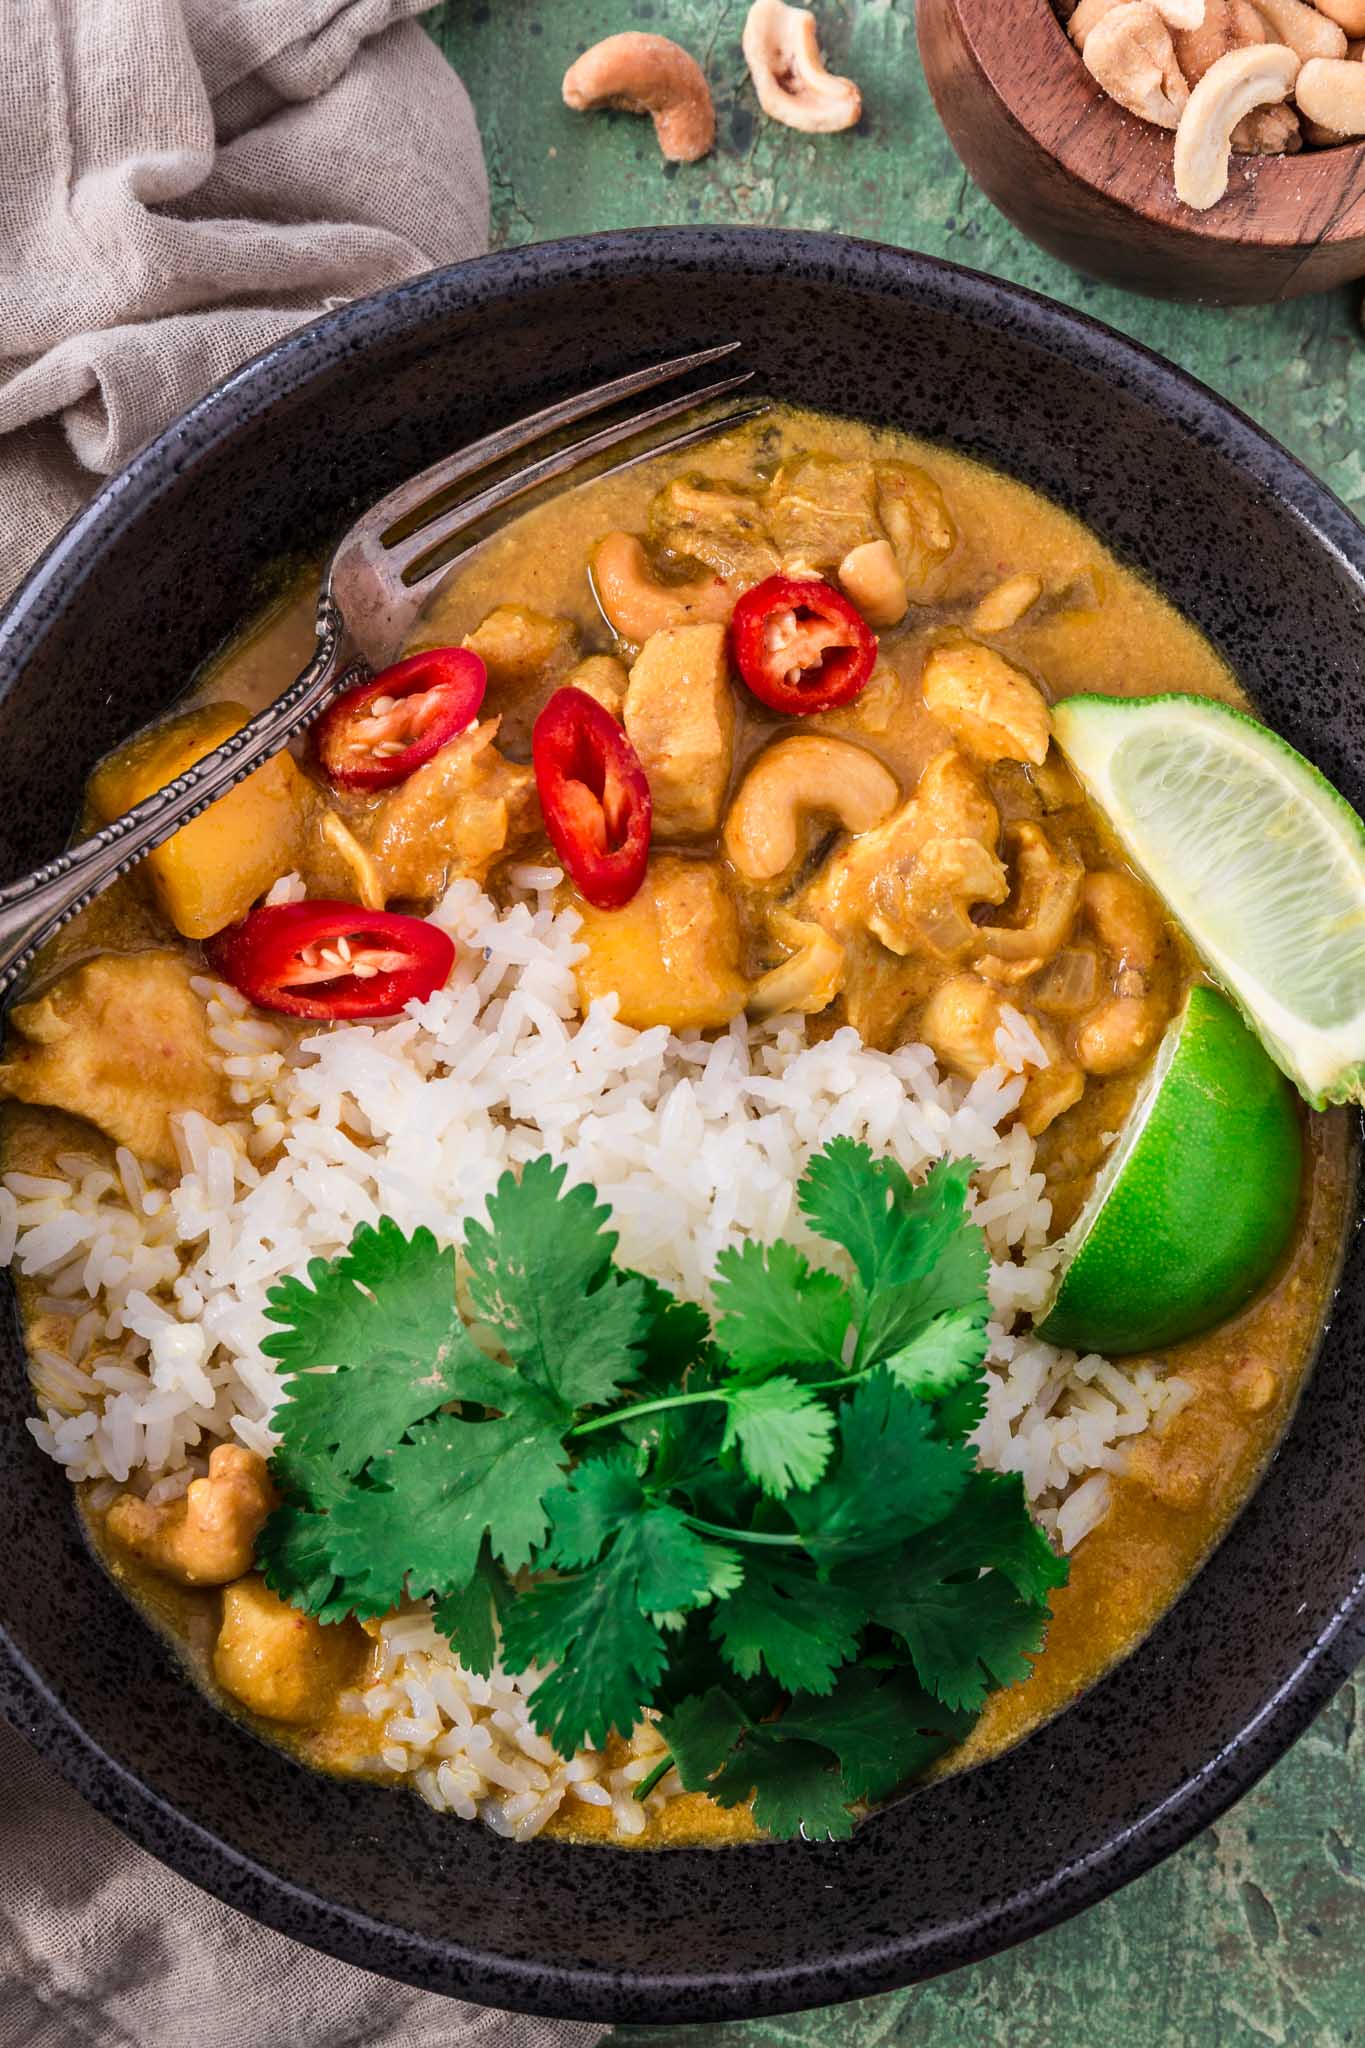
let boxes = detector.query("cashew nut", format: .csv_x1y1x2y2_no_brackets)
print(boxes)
1233,101,1303,149
1070,0,1206,39
106,1444,276,1587
1173,42,1299,206
1295,53,1365,129
748,910,846,1017
591,532,734,645
921,643,1053,766
837,538,909,628
971,573,1043,635
742,0,862,133
1075,870,1171,1075
1316,0,1365,32
1172,0,1264,84
723,735,899,882
1081,4,1191,127
1249,0,1347,59
562,33,715,163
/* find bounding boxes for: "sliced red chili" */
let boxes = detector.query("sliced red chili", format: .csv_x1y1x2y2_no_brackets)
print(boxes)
205,901,454,1019
730,574,878,715
314,647,487,791
532,687,652,911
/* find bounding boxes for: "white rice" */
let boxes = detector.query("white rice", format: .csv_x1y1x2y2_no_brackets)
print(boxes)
8,867,1194,1836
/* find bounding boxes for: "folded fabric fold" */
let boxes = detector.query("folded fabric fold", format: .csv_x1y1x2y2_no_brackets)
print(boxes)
0,0,489,602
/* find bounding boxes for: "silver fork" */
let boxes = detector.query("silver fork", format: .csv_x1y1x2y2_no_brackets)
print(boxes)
0,344,760,998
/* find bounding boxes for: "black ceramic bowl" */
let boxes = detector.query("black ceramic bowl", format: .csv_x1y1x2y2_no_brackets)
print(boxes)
0,230,1362,2026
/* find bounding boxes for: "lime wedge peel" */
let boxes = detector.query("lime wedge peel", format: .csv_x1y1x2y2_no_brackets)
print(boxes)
1037,985,1303,1355
1052,693,1365,1109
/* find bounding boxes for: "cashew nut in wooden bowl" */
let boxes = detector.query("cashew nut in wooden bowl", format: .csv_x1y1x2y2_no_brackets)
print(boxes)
918,0,1365,304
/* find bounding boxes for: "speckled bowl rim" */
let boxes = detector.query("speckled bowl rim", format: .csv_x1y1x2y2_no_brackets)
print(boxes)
0,228,1362,2024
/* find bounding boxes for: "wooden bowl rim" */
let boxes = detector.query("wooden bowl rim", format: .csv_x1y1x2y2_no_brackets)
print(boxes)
951,0,1365,251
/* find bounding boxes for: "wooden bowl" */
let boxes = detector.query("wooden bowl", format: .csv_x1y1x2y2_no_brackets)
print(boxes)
918,0,1365,305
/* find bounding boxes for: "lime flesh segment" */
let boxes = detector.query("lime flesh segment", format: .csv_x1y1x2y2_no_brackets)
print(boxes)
1037,985,1302,1356
1052,692,1365,1107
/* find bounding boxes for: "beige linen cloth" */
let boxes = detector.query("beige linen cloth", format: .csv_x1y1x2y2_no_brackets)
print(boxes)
0,4,605,2044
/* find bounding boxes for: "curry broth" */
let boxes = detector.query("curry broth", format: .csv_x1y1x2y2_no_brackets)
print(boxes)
4,404,1352,1849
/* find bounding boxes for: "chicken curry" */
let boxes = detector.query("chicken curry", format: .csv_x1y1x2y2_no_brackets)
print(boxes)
1,406,1351,1846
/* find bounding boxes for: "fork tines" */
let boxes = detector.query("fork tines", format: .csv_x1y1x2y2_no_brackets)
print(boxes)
369,344,761,588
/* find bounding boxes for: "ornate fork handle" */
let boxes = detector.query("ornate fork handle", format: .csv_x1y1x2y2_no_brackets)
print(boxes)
0,593,368,1000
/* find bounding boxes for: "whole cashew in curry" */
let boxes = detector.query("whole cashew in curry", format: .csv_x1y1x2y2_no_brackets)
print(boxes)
723,736,900,882
591,532,735,644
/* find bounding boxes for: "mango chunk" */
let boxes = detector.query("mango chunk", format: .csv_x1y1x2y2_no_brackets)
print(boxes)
570,856,749,1031
90,702,310,939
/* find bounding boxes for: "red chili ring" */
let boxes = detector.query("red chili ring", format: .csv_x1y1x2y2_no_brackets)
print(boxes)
730,575,878,716
314,648,487,791
205,901,455,1019
532,687,652,911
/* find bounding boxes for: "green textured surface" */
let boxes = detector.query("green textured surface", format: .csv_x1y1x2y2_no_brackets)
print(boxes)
430,6,1365,2041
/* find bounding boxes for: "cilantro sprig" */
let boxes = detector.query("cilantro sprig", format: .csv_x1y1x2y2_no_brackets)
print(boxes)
258,1139,1067,1840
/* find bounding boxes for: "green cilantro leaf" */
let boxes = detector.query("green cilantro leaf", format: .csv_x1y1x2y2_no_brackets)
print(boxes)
659,1686,749,1787
790,1370,974,1560
712,1552,865,1695
711,1729,857,1842
874,1569,1049,1713
712,1239,851,1372
907,1472,1070,1604
799,1142,971,1293
504,1482,715,1750
255,1500,377,1623
798,1142,991,1371
463,1157,652,1410
433,1549,508,1679
777,1663,973,1802
933,1367,990,1444
622,1270,713,1390
720,1376,836,1497
327,1404,569,1608
881,1306,990,1399
262,1221,469,1486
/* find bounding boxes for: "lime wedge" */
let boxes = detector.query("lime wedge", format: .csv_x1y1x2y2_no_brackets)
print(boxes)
1037,985,1302,1355
1052,692,1365,1108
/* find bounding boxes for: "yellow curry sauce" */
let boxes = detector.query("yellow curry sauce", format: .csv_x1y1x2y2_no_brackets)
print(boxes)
1,405,1352,1847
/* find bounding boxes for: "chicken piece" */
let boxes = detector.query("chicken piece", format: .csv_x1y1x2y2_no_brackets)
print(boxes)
921,644,1052,766
570,855,748,1030
648,474,780,584
565,653,630,719
874,462,956,597
89,702,312,940
367,718,536,900
918,974,1083,1135
0,952,227,1171
461,604,578,694
214,1575,366,1724
106,1445,275,1586
624,622,735,838
767,453,881,572
802,749,1005,963
919,973,1006,1079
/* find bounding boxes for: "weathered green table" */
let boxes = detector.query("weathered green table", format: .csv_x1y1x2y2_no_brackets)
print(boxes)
430,7,1365,2041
